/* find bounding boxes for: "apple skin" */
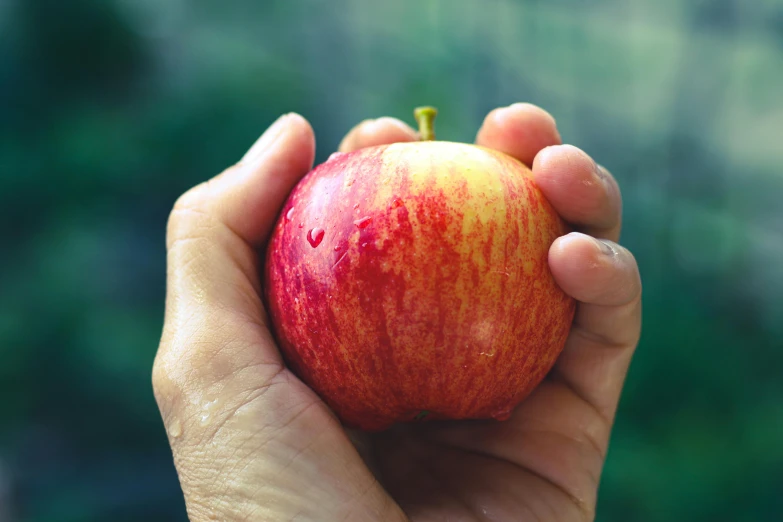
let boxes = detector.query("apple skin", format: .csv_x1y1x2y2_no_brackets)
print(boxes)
264,141,576,432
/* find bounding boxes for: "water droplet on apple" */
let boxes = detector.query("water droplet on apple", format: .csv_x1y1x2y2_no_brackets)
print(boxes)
307,227,325,248
353,203,360,211
328,152,344,161
361,242,368,249
294,297,299,304
390,197,403,209
285,206,295,222
354,216,372,229
333,245,340,251
298,223,304,229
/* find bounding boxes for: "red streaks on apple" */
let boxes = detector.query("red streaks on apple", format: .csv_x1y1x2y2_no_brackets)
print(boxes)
264,141,575,432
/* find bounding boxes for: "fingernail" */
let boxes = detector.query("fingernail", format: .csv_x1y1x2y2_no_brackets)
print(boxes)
596,238,617,256
594,160,608,180
242,113,291,164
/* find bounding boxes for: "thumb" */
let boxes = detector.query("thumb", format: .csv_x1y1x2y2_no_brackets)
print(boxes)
153,113,315,427
152,116,405,522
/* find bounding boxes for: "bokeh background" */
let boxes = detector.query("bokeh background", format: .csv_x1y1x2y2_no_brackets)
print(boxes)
1,0,782,520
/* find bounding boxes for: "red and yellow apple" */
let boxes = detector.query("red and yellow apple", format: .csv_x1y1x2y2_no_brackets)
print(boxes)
264,108,575,431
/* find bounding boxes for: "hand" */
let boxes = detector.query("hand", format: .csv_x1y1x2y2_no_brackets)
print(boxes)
153,104,642,521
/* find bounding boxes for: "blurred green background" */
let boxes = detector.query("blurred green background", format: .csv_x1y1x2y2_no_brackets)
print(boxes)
1,0,782,520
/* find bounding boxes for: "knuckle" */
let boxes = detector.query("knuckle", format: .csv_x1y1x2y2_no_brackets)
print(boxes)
152,349,182,416
154,316,258,399
153,333,212,419
153,323,211,412
166,183,219,250
172,181,210,214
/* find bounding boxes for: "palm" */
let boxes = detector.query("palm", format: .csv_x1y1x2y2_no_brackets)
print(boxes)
222,319,611,521
235,348,606,521
365,378,604,521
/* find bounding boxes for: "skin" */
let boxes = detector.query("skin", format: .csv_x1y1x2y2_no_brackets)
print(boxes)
153,103,642,521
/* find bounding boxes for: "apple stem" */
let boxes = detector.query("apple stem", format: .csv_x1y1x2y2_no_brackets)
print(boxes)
414,106,437,141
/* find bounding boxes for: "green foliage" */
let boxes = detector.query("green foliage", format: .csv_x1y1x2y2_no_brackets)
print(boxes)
1,0,781,520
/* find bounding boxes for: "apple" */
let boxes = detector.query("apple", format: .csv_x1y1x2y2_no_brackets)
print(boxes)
264,107,575,431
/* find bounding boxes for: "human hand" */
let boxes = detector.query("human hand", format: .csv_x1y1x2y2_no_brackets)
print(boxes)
153,104,642,521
